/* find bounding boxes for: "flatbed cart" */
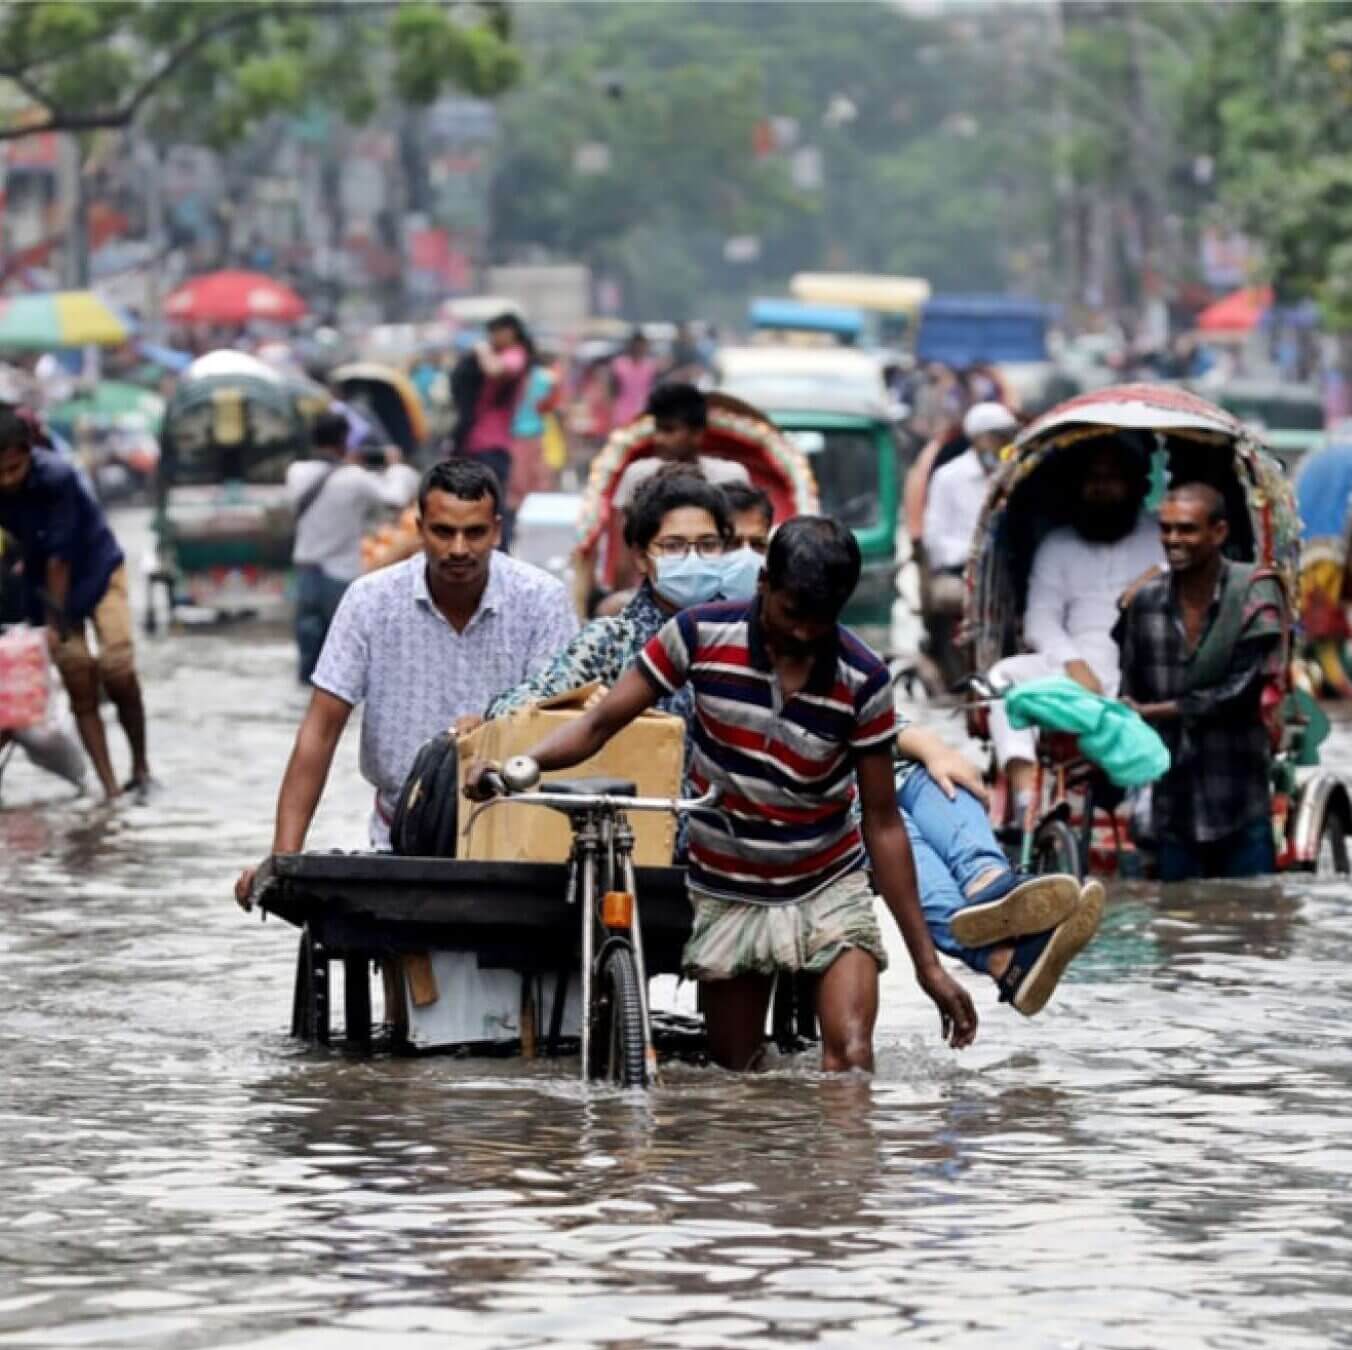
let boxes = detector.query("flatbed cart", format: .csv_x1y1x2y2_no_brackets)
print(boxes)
252,771,819,1085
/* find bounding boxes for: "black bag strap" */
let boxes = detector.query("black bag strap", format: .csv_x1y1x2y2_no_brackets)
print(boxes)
293,460,341,525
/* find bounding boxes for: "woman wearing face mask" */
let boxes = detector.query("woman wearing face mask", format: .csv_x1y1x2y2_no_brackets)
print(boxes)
481,469,731,730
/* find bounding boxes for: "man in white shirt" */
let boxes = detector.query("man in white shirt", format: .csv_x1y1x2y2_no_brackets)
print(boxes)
236,459,580,1047
286,410,419,684
989,439,1163,807
922,402,1019,580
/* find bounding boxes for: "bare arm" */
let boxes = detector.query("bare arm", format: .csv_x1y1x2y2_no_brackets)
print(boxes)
272,689,353,852
895,724,988,802
466,665,660,796
44,557,71,636
531,666,658,771
235,689,351,908
857,751,977,1047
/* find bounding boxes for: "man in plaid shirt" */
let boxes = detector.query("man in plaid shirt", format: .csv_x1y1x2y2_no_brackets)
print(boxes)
1115,482,1286,881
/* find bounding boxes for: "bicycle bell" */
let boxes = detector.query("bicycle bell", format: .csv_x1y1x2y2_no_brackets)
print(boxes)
502,756,541,793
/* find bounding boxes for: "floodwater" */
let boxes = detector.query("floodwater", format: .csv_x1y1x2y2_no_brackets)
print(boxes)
4,508,1352,1348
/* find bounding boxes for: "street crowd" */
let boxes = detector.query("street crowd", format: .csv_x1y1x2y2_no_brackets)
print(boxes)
0,313,1289,1073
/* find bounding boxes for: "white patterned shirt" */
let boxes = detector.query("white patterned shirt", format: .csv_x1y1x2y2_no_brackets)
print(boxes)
312,552,579,817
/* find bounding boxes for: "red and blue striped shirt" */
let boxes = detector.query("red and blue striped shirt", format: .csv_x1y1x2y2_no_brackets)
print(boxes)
638,600,897,906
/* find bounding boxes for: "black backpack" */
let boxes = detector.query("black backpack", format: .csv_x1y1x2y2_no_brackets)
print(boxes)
390,730,462,857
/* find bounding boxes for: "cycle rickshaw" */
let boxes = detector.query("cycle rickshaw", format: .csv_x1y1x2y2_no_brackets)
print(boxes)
959,383,1352,880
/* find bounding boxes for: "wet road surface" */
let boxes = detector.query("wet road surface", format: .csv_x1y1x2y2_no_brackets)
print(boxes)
3,509,1351,1348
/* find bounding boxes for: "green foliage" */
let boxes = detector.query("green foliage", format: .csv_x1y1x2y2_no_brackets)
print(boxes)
1191,1,1352,328
491,1,1045,315
0,1,521,145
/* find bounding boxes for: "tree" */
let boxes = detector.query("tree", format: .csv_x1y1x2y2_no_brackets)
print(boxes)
0,1,521,284
1191,2,1352,332
490,1,1043,319
0,2,520,144
489,3,809,317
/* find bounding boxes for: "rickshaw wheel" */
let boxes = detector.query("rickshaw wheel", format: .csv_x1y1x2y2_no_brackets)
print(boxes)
589,945,646,1088
1033,819,1083,880
1315,810,1351,877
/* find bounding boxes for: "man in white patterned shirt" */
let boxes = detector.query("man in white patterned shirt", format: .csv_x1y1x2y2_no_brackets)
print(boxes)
235,458,577,904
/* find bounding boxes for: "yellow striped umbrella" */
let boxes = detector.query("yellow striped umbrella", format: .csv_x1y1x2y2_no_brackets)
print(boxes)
0,290,133,349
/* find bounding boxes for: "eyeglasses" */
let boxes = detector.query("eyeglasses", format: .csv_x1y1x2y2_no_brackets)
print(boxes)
649,535,726,560
734,536,769,555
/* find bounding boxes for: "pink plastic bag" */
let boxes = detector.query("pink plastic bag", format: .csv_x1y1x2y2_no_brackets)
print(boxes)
0,625,51,731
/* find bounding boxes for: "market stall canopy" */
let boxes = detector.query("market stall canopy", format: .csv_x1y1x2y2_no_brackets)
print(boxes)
1196,285,1274,334
165,271,308,325
0,290,133,349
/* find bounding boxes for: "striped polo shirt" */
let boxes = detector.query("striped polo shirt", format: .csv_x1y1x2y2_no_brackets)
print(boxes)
638,599,897,906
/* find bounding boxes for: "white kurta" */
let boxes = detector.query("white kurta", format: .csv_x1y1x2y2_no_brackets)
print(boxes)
990,514,1163,765
922,449,990,572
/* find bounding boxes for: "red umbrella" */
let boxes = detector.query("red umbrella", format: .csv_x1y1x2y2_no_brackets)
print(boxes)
164,270,308,324
1196,284,1273,334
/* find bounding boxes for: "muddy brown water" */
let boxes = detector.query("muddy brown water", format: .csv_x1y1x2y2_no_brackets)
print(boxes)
3,509,1351,1348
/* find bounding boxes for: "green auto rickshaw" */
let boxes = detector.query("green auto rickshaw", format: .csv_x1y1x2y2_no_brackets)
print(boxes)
148,351,328,631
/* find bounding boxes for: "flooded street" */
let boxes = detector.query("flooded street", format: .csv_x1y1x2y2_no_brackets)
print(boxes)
3,508,1352,1348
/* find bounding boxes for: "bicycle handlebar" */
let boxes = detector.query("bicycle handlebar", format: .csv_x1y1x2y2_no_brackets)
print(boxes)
476,783,724,816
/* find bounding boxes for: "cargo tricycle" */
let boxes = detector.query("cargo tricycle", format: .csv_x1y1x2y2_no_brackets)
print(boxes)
252,764,816,1084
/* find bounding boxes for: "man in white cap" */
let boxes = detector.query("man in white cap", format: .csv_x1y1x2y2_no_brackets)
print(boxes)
922,402,1019,610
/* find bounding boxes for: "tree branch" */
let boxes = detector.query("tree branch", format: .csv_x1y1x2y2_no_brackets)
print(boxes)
0,0,478,143
0,4,286,142
123,5,281,122
3,66,56,112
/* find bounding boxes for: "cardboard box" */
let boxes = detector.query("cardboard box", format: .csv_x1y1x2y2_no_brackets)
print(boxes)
456,683,685,866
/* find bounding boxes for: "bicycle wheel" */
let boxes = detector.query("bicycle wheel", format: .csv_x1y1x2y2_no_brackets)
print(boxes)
1315,808,1351,877
589,944,647,1087
1033,818,1083,880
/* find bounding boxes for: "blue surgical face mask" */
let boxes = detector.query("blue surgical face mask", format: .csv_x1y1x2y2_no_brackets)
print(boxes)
653,552,725,609
718,546,763,602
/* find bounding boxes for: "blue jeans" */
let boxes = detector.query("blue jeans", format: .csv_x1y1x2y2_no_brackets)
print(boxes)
1156,818,1275,882
898,769,1012,974
295,565,350,685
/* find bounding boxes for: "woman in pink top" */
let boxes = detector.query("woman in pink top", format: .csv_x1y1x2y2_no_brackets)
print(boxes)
463,312,533,547
610,329,660,427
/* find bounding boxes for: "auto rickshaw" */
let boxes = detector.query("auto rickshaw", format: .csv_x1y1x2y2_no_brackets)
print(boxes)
961,383,1351,878
331,362,429,461
572,391,819,615
714,349,907,644
148,350,328,630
